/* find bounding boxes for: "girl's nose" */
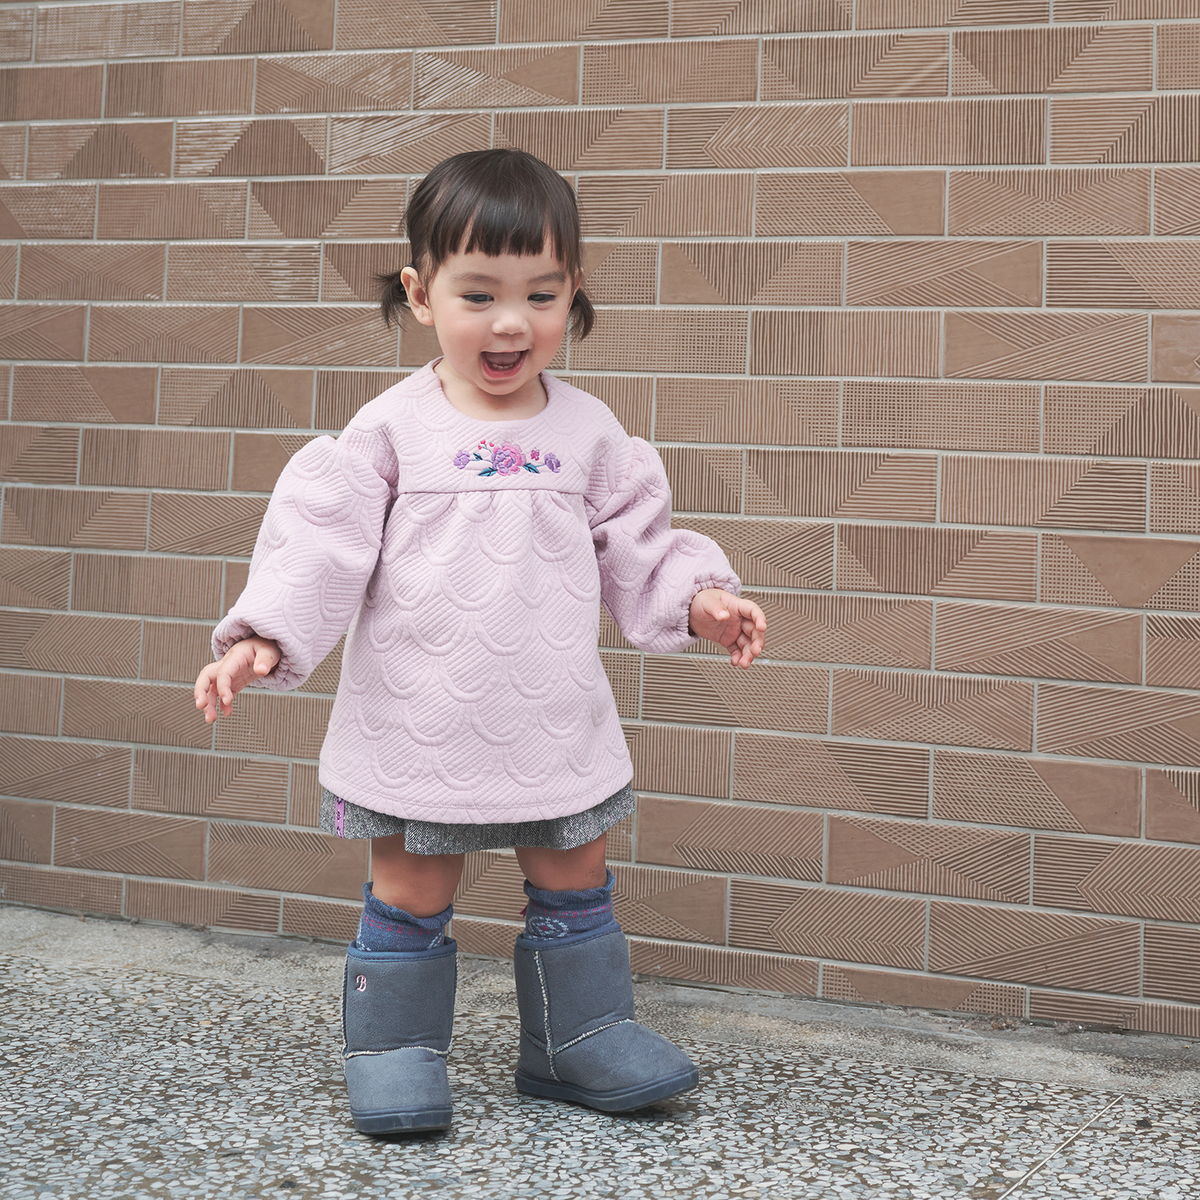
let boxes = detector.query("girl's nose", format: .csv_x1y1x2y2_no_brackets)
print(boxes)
492,305,528,335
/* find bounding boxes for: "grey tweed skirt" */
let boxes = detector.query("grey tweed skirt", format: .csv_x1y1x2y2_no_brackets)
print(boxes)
319,783,635,855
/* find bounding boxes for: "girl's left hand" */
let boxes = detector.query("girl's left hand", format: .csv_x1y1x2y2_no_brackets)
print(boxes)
689,589,767,669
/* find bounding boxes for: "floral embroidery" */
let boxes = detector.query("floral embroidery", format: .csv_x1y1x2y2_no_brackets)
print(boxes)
453,439,561,477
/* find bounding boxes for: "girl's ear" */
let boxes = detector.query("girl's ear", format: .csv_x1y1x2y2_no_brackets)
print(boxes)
400,265,434,326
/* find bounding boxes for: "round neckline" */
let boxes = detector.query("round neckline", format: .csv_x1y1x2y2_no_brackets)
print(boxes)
425,359,555,427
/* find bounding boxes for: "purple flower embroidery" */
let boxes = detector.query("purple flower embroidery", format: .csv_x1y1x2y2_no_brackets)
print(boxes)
452,441,562,477
491,442,525,475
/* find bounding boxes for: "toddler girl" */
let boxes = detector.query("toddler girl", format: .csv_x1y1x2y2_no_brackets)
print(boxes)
194,148,766,1135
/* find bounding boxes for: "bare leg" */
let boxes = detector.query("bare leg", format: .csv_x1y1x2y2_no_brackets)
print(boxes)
515,833,608,891
370,834,464,916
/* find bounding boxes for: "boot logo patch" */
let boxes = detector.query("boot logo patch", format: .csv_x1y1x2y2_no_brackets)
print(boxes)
355,974,367,992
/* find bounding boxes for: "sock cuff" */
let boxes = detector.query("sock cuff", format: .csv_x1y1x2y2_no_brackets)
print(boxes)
362,881,452,930
522,869,615,912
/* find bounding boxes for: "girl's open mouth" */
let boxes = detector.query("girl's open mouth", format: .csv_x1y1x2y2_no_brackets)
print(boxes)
481,350,527,378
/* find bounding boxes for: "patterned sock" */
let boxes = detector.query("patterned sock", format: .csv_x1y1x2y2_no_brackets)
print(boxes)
355,882,452,953
522,870,616,941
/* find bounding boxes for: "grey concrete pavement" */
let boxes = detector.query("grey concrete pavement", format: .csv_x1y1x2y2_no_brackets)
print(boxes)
3,905,1199,1198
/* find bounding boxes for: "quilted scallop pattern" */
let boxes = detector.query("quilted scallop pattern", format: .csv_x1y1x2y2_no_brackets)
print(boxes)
213,365,739,822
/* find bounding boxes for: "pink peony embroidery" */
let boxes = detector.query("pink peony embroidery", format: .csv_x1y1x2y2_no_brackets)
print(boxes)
544,452,561,473
490,443,525,475
452,450,470,469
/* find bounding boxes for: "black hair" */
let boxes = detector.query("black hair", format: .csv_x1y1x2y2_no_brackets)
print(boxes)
377,148,594,339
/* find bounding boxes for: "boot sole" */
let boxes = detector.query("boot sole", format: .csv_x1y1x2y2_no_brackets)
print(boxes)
514,1066,699,1112
352,1107,452,1134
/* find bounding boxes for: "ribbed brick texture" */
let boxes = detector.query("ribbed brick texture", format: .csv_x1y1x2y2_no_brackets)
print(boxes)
3,0,1199,1037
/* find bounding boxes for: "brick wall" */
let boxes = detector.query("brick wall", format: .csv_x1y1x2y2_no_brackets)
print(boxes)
2,0,1200,1036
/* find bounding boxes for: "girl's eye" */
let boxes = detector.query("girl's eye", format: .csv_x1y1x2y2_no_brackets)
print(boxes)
463,293,491,304
529,293,555,303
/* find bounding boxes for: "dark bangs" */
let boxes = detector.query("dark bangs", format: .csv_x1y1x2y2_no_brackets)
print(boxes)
378,149,594,338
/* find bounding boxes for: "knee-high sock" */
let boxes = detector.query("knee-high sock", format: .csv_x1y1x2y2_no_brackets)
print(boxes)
356,882,452,953
522,869,616,941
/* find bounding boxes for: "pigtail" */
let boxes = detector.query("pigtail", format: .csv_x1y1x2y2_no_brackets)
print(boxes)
376,269,411,329
569,287,595,340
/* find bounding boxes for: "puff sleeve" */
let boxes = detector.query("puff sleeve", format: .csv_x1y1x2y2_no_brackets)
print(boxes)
587,435,740,654
212,434,394,691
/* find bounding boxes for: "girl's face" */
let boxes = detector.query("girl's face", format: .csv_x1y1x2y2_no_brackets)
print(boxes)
401,243,578,420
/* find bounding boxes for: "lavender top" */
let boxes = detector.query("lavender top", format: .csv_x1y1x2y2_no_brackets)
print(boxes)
213,364,740,824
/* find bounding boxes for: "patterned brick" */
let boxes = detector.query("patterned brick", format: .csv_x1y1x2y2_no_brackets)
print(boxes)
637,796,823,880
853,98,1044,165
2,488,147,551
54,808,205,880
0,548,71,610
1044,385,1200,458
0,798,53,864
0,184,93,238
0,64,103,119
1040,533,1200,611
127,879,280,933
232,433,315,493
952,27,1152,95
829,816,1028,902
0,425,78,484
763,33,948,99
258,51,412,113
839,525,1037,602
141,620,220,684
624,724,731,798
1146,768,1200,846
823,966,1024,1017
281,896,358,941
131,748,287,824
497,110,663,171
36,1,179,60
578,174,754,237
745,450,937,520
0,8,33,63
731,879,926,968
613,864,727,944
1144,925,1200,1005
833,670,1034,751
338,0,496,49
658,446,741,514
1150,463,1200,535
672,517,835,590
757,170,944,236
842,381,1038,451
644,657,828,734
571,309,746,374
1039,684,1200,768
175,118,326,177
1048,240,1200,309
0,862,121,916
28,122,173,179
659,241,840,306
583,40,755,104
160,367,313,428
667,104,849,169
0,612,139,677
314,370,405,430
847,240,1040,307
72,554,222,620
1159,22,1200,89
241,306,396,367
166,243,320,304
751,592,932,668
858,0,1048,27
19,243,164,302
942,456,1145,532
672,0,850,34
415,47,576,109
1052,96,1200,164
629,939,818,995
1156,167,1200,235
934,751,1139,837
89,305,239,364
10,362,156,424
212,690,332,759
329,113,489,175
1152,316,1200,385
752,311,939,377
97,181,247,239
948,168,1151,236
80,429,228,490
0,736,131,808
1146,614,1200,689
182,0,333,54
656,378,837,447
1035,835,1200,923
148,493,269,555
577,242,657,306
929,901,1139,994
945,311,1147,382
106,59,253,117
734,735,929,816
209,823,364,899
500,0,666,41
0,304,86,361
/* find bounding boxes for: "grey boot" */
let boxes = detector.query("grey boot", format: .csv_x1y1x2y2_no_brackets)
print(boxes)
513,926,699,1112
342,939,456,1133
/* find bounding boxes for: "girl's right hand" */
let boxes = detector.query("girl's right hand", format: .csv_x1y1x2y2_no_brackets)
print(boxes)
194,636,281,723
